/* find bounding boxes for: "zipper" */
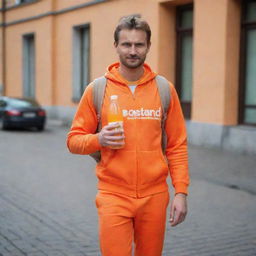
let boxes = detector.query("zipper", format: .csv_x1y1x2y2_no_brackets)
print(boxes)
134,87,139,198
125,83,139,198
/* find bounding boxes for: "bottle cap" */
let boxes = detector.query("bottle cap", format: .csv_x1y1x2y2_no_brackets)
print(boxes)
110,95,118,100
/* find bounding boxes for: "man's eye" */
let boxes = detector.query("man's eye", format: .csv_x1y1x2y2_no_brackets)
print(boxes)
123,43,131,47
136,43,145,47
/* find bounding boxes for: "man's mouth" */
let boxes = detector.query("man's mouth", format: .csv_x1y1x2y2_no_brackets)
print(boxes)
127,57,139,60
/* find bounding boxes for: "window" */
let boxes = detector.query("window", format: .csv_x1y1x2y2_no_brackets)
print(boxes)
23,34,35,98
240,0,256,125
4,0,34,8
0,100,7,108
176,4,193,119
7,98,39,108
15,0,33,4
72,24,90,102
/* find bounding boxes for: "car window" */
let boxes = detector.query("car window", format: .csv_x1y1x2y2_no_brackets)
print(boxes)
7,98,40,108
0,100,7,107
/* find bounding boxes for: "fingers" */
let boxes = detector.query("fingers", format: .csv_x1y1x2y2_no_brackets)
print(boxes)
169,195,187,227
170,211,184,227
170,202,175,223
106,129,124,136
104,140,125,148
104,123,124,135
107,140,125,147
170,209,187,227
104,135,125,141
99,134,125,147
106,122,122,130
98,123,125,148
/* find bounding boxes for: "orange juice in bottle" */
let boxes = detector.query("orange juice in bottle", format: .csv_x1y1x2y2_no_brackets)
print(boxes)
107,95,124,149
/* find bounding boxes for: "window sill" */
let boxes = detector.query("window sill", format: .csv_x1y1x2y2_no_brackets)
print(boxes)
5,0,41,11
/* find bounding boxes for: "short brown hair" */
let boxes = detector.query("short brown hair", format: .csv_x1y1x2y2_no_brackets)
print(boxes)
114,15,151,44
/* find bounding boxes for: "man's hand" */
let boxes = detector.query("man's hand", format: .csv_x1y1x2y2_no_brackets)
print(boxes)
98,123,125,148
169,193,187,227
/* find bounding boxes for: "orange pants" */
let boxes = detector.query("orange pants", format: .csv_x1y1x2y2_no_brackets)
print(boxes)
95,190,170,256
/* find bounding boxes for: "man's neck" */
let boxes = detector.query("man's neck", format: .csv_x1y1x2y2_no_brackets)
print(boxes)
118,64,144,82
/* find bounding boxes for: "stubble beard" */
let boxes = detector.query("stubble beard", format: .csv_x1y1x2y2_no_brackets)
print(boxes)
120,55,146,69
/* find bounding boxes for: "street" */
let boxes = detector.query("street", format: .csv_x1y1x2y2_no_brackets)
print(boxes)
0,123,256,256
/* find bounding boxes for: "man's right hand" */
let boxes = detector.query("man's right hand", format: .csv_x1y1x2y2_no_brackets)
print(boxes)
98,122,125,148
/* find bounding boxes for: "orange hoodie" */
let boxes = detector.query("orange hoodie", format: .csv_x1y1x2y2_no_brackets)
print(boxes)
67,63,189,198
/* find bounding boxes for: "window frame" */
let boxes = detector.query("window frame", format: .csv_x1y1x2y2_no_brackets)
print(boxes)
239,0,256,125
22,33,36,99
175,3,193,119
72,23,90,103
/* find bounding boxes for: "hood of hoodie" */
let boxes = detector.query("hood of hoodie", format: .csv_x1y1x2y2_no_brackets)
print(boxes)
105,62,157,86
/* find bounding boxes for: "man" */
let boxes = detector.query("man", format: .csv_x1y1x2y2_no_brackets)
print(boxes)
67,15,189,256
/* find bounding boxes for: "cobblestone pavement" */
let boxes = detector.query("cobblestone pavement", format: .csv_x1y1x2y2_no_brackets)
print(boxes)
0,123,256,256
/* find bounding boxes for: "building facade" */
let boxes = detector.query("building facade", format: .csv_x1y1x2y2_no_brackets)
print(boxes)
0,0,256,153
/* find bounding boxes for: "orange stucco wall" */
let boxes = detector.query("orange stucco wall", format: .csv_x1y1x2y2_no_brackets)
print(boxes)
0,26,3,89
54,0,98,10
0,8,4,93
193,0,240,125
54,0,160,106
5,0,52,23
157,3,176,82
0,0,242,126
224,0,240,125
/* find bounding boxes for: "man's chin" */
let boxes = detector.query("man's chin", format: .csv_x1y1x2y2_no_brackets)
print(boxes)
123,61,143,69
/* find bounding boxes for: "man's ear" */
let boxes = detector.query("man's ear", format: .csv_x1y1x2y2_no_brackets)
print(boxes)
114,41,118,48
147,41,151,52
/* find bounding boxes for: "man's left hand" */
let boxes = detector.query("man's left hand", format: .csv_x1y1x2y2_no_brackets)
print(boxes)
169,193,187,227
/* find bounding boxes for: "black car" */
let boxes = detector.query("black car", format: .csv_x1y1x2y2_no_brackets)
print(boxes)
0,97,46,131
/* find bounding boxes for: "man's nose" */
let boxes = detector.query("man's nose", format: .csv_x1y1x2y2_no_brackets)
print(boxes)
130,45,137,55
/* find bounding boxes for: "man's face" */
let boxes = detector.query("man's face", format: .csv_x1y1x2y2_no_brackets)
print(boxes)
114,29,151,69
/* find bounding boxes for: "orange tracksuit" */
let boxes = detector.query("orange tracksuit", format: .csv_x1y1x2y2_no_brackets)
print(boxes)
67,62,189,255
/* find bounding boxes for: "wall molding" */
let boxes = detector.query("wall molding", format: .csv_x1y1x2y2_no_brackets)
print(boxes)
0,0,107,27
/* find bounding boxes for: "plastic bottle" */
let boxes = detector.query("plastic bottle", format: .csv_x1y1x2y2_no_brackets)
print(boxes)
107,95,124,149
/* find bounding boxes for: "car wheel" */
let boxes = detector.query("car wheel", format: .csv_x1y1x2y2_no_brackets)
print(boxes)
2,121,9,130
37,125,44,131
1,119,9,130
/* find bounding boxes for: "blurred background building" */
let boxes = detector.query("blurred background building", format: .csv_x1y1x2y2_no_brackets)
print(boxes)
0,0,255,153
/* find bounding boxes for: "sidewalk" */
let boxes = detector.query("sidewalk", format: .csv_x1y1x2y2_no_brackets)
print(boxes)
0,123,255,255
163,144,256,256
188,144,256,195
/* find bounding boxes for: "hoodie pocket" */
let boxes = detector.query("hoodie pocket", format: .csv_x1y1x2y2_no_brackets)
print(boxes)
98,150,137,185
137,150,169,185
